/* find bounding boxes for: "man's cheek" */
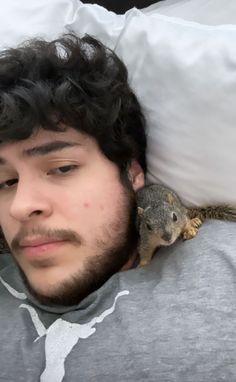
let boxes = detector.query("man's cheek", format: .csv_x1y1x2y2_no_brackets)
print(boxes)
64,199,103,224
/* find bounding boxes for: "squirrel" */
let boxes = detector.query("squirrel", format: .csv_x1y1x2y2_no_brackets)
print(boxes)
136,183,236,267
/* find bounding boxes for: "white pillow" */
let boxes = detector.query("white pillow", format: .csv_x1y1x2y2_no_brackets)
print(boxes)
115,7,236,207
142,0,236,25
0,0,236,207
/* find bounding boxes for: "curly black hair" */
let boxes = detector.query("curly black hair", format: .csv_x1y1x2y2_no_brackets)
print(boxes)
0,33,147,174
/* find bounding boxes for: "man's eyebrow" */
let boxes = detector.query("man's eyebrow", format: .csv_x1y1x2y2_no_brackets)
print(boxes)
0,140,81,165
22,140,81,158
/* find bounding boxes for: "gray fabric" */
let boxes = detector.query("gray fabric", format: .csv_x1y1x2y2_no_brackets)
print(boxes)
0,253,11,270
0,220,235,381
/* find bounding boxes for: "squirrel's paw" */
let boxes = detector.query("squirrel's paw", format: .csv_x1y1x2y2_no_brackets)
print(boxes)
190,217,202,228
182,218,202,240
138,259,150,267
182,227,198,240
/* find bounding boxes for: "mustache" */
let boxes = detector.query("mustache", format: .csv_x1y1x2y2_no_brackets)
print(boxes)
11,226,82,252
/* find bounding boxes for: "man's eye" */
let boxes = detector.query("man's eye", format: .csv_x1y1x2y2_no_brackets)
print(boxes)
0,178,18,190
48,164,78,175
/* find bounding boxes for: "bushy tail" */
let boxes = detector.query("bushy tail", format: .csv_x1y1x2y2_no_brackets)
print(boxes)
187,205,236,222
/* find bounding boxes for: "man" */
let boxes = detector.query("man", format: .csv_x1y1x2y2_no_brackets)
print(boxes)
0,33,146,306
0,34,236,382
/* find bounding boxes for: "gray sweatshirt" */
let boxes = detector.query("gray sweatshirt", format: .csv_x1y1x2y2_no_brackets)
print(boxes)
0,220,236,382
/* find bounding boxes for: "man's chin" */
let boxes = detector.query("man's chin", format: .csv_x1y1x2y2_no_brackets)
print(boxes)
17,247,137,307
20,271,91,307
18,265,102,307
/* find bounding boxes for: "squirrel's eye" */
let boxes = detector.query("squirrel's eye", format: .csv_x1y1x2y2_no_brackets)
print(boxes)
172,212,178,222
146,222,152,231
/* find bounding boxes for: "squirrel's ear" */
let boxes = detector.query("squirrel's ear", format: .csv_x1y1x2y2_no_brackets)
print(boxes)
128,160,145,191
166,193,175,205
137,207,144,216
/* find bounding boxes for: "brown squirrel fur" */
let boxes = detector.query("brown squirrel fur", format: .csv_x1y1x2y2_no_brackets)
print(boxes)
136,184,236,267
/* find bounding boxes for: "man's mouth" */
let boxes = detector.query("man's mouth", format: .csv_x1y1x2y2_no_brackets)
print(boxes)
19,237,67,258
20,236,63,247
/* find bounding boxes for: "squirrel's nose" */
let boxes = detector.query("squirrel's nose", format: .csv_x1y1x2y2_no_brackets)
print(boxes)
162,231,172,243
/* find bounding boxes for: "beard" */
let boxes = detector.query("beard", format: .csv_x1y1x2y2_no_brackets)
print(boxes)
11,184,139,307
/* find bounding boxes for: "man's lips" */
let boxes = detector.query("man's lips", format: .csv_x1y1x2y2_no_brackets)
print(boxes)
20,237,64,247
19,237,67,258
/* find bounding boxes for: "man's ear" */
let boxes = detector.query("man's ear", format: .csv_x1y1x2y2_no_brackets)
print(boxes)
128,160,145,191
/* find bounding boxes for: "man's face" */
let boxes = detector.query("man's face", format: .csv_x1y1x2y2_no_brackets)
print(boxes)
0,128,144,305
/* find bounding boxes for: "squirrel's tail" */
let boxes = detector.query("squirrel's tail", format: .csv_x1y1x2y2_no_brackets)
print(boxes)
187,205,236,222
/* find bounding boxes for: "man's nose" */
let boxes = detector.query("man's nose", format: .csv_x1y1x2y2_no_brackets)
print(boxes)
9,179,52,222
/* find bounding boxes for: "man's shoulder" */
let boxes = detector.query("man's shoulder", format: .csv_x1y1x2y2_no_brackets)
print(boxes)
120,220,236,300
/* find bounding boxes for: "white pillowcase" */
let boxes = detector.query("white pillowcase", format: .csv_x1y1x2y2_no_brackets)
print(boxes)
0,0,236,206
143,0,236,25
